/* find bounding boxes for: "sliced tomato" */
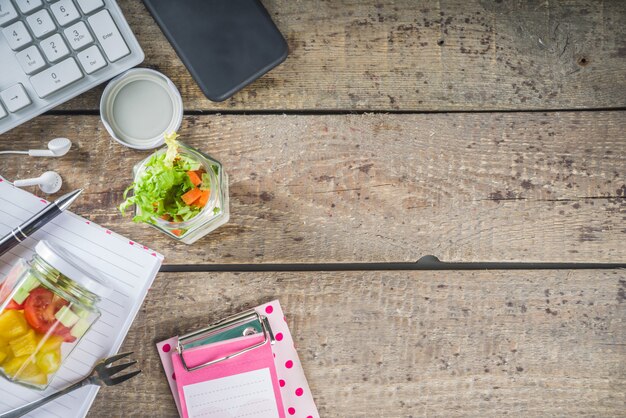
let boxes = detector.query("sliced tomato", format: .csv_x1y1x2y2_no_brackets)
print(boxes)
5,299,24,310
24,288,74,341
54,326,76,343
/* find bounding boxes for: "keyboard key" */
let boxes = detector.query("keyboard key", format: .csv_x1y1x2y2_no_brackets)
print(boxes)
16,45,46,74
0,0,18,27
0,84,31,112
41,33,70,61
30,57,83,97
14,0,43,14
50,0,80,26
26,9,56,38
76,0,102,14
77,44,106,74
88,10,129,62
2,21,32,50
0,102,7,119
64,21,93,50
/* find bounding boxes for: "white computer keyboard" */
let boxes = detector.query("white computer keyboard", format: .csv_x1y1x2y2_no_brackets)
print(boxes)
0,0,144,135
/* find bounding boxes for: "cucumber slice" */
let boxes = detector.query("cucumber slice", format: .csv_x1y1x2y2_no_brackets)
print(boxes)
70,318,90,339
75,308,91,320
7,275,40,305
21,274,40,292
54,306,79,328
12,287,31,305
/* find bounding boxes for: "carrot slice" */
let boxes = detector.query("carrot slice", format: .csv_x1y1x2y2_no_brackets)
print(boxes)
171,229,183,236
181,188,202,205
195,190,210,208
187,171,202,187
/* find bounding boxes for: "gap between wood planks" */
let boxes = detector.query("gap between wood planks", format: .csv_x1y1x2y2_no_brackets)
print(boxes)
47,107,626,117
159,256,626,273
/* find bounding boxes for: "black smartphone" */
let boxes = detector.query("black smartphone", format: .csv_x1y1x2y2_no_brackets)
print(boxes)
143,0,288,102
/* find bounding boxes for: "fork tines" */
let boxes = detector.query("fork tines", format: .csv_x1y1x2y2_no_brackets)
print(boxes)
107,360,138,376
104,351,134,365
99,351,142,386
109,369,142,386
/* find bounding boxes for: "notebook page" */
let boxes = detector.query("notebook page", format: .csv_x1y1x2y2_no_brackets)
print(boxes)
0,180,163,418
183,368,280,418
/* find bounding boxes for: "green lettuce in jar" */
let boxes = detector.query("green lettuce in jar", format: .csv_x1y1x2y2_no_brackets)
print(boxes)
119,133,213,226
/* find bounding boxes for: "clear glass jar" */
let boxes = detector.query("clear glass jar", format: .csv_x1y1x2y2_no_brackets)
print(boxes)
132,142,230,244
0,241,110,390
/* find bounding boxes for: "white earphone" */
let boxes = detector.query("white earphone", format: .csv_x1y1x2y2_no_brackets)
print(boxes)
0,137,72,157
13,171,63,194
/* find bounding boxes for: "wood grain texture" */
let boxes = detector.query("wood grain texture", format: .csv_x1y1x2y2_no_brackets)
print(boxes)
1,112,624,264
88,269,626,417
52,0,626,112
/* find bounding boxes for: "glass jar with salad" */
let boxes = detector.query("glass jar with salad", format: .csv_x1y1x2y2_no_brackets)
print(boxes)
120,132,230,244
0,241,109,389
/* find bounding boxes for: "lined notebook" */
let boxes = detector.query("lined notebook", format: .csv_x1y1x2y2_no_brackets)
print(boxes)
0,179,163,417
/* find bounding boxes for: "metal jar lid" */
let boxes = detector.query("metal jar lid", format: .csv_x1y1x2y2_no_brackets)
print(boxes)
100,68,183,150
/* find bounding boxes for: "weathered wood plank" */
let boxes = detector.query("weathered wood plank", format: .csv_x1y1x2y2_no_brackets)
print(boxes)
1,112,624,264
54,0,626,112
88,269,626,417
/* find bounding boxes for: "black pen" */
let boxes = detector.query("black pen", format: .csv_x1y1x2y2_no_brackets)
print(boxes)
0,189,83,257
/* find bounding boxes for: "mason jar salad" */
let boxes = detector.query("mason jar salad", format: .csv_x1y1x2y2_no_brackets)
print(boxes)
0,241,109,389
120,132,229,244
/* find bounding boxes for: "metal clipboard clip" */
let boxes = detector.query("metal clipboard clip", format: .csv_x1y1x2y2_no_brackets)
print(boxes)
176,309,275,372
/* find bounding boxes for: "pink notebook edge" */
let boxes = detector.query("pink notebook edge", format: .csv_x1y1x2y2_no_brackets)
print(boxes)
155,300,319,418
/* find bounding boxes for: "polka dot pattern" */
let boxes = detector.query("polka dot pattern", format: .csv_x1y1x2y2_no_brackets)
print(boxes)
260,302,318,417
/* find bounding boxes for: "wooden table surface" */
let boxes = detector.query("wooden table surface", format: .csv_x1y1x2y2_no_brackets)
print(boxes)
1,0,625,416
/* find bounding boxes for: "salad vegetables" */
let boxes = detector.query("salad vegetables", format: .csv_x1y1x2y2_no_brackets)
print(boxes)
120,133,213,229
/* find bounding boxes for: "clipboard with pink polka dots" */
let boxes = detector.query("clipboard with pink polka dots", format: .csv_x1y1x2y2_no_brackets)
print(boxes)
156,300,319,418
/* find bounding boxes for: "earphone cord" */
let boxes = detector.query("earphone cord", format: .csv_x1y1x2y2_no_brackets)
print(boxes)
0,151,28,155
